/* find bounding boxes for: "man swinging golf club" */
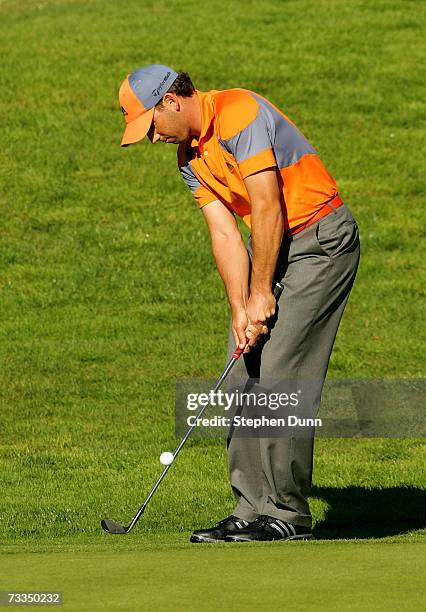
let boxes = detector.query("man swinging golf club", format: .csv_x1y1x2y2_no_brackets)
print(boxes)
118,64,360,542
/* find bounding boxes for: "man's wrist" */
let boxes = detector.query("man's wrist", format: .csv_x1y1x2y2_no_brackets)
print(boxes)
249,282,274,296
229,298,246,313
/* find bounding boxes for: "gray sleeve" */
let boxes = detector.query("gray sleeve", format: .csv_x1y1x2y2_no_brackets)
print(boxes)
179,158,202,194
219,105,275,163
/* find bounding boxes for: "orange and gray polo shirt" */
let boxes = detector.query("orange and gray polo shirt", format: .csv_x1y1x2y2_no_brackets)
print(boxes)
178,89,340,232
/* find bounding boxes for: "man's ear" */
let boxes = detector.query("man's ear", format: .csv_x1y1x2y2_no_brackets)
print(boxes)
162,92,180,111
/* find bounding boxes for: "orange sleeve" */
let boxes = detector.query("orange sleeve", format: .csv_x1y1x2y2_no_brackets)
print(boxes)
237,147,277,180
193,185,218,209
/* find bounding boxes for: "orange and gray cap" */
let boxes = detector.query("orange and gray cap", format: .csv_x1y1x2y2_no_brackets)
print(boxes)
119,64,178,147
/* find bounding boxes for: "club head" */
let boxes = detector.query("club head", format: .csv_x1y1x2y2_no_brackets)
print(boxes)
101,518,128,534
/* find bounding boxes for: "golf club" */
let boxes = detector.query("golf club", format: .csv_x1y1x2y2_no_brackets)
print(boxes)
101,281,284,534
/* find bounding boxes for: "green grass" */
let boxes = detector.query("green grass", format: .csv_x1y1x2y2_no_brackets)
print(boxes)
0,0,425,609
1,542,425,611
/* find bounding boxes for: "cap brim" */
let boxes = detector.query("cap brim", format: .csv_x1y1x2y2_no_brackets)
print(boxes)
121,107,155,147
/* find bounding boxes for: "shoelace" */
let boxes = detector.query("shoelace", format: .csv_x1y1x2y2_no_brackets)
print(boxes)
251,515,270,528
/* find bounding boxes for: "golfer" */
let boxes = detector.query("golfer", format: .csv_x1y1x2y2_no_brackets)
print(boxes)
118,65,360,542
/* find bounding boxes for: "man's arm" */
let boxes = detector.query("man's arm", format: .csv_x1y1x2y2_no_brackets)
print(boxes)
202,200,255,352
244,168,284,336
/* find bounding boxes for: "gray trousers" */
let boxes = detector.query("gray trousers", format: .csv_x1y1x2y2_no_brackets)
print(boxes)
226,204,360,527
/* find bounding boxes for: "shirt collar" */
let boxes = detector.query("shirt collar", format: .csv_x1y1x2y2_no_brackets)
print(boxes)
190,90,217,148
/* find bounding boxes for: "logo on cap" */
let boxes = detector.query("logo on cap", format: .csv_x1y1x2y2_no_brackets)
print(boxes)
151,71,171,97
120,105,128,116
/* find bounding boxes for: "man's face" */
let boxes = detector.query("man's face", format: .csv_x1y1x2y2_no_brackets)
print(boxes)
147,101,189,145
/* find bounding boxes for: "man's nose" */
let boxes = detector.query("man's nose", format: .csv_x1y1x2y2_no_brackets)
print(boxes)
147,124,160,144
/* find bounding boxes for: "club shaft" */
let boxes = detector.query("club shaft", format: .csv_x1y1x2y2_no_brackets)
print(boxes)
126,353,240,531
173,354,239,456
122,281,284,532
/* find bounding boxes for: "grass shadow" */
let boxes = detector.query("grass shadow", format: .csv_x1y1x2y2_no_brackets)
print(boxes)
312,485,426,539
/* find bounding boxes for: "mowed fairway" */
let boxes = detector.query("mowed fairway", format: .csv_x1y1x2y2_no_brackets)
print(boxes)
0,0,425,610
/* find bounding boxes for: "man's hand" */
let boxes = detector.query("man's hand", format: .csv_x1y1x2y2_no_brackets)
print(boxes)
232,306,263,354
232,289,276,354
231,308,249,351
246,289,276,324
245,289,276,350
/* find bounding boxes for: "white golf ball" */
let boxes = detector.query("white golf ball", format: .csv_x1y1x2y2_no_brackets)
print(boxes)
160,451,174,465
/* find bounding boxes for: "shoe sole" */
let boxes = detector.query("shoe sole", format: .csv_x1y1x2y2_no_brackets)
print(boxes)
190,534,226,543
225,534,314,542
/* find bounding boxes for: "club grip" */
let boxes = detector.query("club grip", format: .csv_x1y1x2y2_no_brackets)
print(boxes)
232,281,284,360
273,280,284,300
